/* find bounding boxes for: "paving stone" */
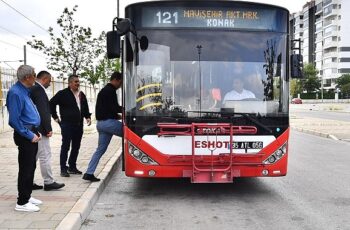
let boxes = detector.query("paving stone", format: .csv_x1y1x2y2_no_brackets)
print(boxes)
0,125,121,230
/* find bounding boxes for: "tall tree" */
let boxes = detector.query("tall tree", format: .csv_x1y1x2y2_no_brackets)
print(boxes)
302,63,320,93
290,79,303,97
336,74,350,89
96,58,121,84
27,6,105,76
80,58,121,99
262,40,276,100
341,83,350,96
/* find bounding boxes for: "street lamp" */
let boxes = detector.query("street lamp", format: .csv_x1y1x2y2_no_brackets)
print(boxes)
0,60,24,62
0,60,24,70
321,75,323,102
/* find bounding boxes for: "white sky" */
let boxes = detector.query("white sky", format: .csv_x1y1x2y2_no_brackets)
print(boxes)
0,0,308,75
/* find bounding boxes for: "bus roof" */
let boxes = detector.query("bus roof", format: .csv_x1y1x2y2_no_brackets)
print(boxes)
126,0,289,14
125,0,289,32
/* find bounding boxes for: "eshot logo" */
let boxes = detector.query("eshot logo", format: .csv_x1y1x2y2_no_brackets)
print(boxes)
195,127,227,135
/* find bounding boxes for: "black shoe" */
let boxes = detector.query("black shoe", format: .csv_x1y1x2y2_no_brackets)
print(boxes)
32,183,43,190
60,171,70,177
68,168,82,175
44,182,65,191
82,173,101,182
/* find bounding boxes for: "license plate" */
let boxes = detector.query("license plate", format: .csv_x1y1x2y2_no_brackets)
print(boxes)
231,141,263,149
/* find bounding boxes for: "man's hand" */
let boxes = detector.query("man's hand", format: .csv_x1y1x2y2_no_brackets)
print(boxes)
47,131,53,137
31,133,41,143
86,118,91,126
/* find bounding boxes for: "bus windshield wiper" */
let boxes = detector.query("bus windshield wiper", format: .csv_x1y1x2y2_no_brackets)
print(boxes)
239,113,273,134
187,110,273,133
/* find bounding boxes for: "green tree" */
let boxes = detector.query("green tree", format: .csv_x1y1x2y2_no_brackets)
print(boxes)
302,63,320,93
80,58,120,99
27,6,105,76
290,79,303,97
342,83,350,96
96,58,121,84
336,74,350,94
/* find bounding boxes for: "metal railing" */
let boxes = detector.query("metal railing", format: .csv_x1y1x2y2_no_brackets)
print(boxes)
0,67,100,132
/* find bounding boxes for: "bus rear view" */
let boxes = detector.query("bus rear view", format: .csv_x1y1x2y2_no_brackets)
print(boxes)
107,1,303,183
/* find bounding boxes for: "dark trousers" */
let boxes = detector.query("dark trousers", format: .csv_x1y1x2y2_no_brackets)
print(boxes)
60,122,83,171
14,131,38,205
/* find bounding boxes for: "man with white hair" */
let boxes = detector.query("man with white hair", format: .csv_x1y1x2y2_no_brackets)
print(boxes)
6,65,43,212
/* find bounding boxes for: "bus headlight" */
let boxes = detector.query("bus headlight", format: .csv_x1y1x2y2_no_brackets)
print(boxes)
141,156,149,164
267,155,276,164
133,149,142,159
275,149,283,157
263,142,287,165
128,142,158,165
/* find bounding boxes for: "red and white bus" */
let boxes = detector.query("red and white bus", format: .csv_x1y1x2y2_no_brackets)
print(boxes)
107,0,302,183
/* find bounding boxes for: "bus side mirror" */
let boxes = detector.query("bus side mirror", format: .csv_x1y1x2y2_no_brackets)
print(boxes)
117,19,131,35
290,54,303,79
107,31,120,59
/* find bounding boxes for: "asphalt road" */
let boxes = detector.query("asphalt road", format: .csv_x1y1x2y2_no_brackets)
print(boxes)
81,131,350,230
292,109,350,122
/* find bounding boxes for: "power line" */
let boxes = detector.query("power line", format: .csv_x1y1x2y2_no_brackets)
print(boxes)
1,61,15,70
0,25,29,41
0,39,47,59
0,60,23,62
0,0,49,34
0,39,20,49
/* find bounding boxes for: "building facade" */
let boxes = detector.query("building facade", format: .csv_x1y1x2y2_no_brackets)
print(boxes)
291,0,350,90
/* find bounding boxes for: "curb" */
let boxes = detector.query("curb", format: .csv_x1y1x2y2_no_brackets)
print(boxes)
292,127,339,140
56,148,122,230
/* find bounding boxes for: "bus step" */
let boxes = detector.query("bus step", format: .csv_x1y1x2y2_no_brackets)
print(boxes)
191,171,233,183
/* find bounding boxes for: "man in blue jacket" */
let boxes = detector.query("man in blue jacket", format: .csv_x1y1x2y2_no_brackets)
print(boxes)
6,65,42,212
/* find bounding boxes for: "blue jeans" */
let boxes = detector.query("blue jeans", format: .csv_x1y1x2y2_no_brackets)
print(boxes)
86,119,123,175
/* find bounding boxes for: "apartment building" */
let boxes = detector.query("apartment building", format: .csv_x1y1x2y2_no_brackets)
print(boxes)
291,0,350,90
290,11,304,52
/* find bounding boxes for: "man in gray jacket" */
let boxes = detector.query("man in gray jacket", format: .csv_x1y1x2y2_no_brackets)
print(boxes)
30,71,65,191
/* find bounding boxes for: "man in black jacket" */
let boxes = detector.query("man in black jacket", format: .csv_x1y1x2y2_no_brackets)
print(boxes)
30,71,65,190
50,74,91,177
83,72,123,182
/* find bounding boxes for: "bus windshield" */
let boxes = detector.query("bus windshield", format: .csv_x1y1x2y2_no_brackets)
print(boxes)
125,30,288,117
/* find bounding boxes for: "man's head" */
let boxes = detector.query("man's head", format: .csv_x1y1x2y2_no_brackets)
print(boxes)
110,71,122,89
232,78,244,93
36,71,52,89
68,74,80,91
17,65,36,88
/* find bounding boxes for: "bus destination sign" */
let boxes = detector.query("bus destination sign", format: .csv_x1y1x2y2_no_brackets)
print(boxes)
141,7,283,31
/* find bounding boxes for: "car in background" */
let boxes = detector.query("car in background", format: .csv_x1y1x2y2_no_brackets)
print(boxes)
291,98,302,104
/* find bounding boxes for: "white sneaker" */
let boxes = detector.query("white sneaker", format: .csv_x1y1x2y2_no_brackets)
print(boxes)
29,197,43,205
15,202,40,212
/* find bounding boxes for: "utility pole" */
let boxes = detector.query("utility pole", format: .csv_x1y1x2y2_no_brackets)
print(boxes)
321,75,323,102
117,0,119,17
23,45,27,65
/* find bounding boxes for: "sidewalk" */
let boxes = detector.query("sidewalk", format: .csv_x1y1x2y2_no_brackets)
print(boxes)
0,122,122,230
290,103,350,142
291,116,350,141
